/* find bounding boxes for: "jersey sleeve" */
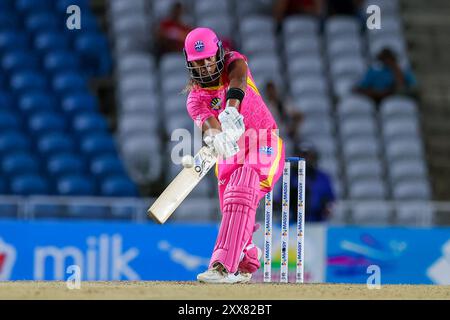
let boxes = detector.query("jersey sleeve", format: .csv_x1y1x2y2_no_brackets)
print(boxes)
224,51,248,71
186,91,214,129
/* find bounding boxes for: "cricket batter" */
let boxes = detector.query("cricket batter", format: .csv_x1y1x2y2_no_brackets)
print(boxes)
183,27,285,283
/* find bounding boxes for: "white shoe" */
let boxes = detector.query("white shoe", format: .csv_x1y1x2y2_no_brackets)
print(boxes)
197,263,252,284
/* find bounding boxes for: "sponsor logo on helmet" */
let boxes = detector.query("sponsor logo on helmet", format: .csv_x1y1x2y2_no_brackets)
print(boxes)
210,97,222,110
194,40,204,52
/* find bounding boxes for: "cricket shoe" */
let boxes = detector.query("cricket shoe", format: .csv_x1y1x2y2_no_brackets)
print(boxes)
197,263,252,284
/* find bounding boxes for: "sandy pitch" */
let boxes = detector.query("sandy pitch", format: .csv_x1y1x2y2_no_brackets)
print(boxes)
0,281,449,300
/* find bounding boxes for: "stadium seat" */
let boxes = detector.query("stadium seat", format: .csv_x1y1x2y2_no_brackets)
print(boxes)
380,96,418,120
52,72,87,95
283,15,319,38
57,0,90,13
16,0,53,12
119,115,159,138
0,12,20,30
161,74,188,95
28,111,66,135
385,138,424,161
2,152,39,176
343,137,380,159
80,133,116,158
346,159,383,182
382,118,420,140
329,56,366,80
337,94,375,119
240,16,274,39
349,179,387,199
18,92,57,114
121,94,159,114
174,198,218,221
37,133,75,157
119,74,156,98
289,56,325,79
1,50,39,73
47,153,85,177
61,93,98,116
100,176,138,197
10,174,49,195
0,92,15,110
389,159,427,183
339,116,377,139
325,16,360,39
327,37,363,59
393,180,431,200
0,131,30,155
194,0,229,17
25,12,59,32
0,31,29,52
197,16,232,39
34,31,70,53
160,53,186,75
44,51,80,74
57,175,96,196
290,76,329,97
242,35,277,57
72,113,108,135
0,178,7,194
352,202,392,225
90,155,125,179
286,38,321,61
0,110,21,132
10,71,47,93
395,202,434,226
121,136,162,184
117,53,155,75
75,32,112,76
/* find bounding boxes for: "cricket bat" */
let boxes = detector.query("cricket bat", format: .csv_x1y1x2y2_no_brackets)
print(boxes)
147,145,218,224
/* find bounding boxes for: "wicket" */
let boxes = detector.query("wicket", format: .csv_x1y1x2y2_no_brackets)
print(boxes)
263,157,306,283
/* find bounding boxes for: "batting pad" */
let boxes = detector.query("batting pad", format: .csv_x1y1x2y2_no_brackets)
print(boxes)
209,166,260,273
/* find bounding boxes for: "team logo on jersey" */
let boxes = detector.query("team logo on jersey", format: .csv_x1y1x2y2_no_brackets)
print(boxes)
194,40,204,52
210,97,222,110
259,146,273,155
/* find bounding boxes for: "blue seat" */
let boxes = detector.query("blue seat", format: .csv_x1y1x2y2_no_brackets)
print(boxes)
2,152,39,176
0,0,14,10
67,205,109,219
34,31,70,53
0,12,20,30
47,153,85,177
0,31,28,52
90,155,125,179
25,12,59,32
80,133,116,158
19,92,57,114
2,50,39,72
37,133,75,157
10,174,49,195
44,51,80,73
10,71,47,93
0,177,7,194
100,176,138,197
0,110,20,132
75,33,111,76
57,0,89,12
72,112,108,134
28,111,66,135
52,72,87,94
16,0,53,12
0,91,14,110
57,175,96,196
0,131,30,154
62,93,98,116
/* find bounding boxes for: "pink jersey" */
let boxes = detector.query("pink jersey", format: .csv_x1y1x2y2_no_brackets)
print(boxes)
186,51,278,132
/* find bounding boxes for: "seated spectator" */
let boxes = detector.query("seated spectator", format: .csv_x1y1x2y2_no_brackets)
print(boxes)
273,0,324,31
353,47,418,104
294,143,335,222
264,81,303,144
156,2,192,57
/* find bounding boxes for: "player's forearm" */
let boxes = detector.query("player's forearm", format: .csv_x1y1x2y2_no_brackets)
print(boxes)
227,60,248,110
